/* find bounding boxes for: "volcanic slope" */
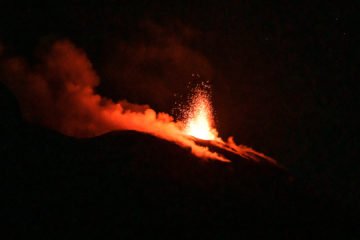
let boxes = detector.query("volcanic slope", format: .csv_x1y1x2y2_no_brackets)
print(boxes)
1,83,354,239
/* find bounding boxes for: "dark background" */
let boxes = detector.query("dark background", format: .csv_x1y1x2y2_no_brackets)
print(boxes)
1,0,358,223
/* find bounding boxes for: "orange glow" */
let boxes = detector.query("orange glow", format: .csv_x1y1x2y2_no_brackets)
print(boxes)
183,84,218,140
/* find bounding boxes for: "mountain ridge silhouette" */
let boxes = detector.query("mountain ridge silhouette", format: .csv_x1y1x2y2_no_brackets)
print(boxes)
1,81,356,239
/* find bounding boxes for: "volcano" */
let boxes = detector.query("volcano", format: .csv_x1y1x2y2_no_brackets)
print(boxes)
1,83,354,239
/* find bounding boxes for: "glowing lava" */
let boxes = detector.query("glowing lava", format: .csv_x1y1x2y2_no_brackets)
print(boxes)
184,85,218,140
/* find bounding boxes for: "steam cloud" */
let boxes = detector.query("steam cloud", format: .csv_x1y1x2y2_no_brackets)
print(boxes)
0,39,276,164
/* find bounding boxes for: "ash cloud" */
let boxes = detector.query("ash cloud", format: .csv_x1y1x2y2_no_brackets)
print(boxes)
0,40,163,137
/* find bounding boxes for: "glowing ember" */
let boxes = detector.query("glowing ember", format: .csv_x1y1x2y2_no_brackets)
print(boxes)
183,83,218,140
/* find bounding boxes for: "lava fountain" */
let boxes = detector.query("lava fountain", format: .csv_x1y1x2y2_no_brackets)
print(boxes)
184,86,218,140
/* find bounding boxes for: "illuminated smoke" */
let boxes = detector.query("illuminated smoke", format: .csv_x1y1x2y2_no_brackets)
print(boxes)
0,39,275,164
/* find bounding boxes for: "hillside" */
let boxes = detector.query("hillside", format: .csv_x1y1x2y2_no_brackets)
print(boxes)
1,82,356,239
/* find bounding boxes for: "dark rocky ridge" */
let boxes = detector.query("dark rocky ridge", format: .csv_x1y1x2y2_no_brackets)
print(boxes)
1,82,357,239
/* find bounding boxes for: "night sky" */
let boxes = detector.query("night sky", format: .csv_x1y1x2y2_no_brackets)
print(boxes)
1,0,359,234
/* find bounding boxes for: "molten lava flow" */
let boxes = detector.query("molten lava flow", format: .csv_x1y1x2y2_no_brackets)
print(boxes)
183,84,218,140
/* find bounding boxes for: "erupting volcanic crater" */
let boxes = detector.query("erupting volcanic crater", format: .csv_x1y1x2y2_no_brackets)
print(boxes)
0,40,275,165
0,44,346,239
